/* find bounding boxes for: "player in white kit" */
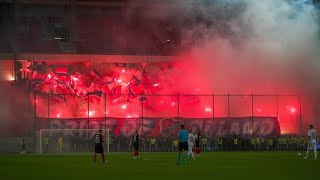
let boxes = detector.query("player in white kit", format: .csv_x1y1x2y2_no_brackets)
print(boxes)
187,130,195,160
304,125,317,160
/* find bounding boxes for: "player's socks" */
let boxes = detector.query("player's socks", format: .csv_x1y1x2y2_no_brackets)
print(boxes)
184,154,188,164
305,150,309,159
102,153,106,163
137,151,139,157
177,153,181,163
195,148,199,156
93,154,97,163
191,152,195,159
314,151,317,160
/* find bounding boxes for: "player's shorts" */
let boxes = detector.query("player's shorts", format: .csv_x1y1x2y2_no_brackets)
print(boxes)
134,143,139,150
308,143,317,151
179,142,188,151
21,144,26,151
195,140,200,148
95,144,104,153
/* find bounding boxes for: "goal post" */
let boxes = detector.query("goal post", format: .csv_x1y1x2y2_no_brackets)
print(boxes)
39,129,110,154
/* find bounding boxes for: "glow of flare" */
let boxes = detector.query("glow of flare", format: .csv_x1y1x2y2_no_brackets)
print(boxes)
7,74,14,81
89,111,95,116
286,105,297,114
205,107,212,112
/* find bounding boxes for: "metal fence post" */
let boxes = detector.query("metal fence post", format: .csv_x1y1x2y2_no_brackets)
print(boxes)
227,93,230,119
104,94,107,130
276,95,279,121
251,94,254,135
212,95,215,138
141,94,144,135
177,93,180,125
33,92,37,153
47,94,50,120
87,94,90,129
299,96,302,134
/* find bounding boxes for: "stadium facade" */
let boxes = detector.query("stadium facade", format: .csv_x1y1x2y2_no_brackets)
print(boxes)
0,0,319,153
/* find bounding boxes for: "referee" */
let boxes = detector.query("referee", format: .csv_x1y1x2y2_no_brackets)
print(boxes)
176,124,189,165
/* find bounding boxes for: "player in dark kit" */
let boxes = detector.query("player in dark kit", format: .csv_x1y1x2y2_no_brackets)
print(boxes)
194,128,201,157
93,129,106,163
130,130,140,159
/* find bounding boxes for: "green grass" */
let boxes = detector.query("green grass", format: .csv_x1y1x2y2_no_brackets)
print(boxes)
0,152,318,180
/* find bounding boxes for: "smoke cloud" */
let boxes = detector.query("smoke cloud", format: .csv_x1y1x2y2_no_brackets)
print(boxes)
0,85,33,137
127,0,320,126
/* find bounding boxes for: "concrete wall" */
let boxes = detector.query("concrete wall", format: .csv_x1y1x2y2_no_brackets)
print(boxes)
0,53,176,62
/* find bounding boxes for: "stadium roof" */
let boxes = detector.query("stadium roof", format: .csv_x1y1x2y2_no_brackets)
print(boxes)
1,0,164,7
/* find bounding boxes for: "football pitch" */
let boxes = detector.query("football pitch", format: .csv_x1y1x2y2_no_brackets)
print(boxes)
0,152,318,180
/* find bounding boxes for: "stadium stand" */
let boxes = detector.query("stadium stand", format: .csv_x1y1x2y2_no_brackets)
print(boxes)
0,18,12,52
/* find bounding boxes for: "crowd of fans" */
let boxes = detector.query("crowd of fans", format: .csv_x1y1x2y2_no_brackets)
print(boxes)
41,134,316,153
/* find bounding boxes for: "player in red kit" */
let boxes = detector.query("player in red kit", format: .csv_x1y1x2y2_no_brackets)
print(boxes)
93,129,106,163
130,130,140,159
194,128,201,157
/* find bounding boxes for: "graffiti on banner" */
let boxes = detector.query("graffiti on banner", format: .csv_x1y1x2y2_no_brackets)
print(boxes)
38,117,280,138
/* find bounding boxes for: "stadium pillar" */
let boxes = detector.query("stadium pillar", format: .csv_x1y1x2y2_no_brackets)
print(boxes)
13,55,17,83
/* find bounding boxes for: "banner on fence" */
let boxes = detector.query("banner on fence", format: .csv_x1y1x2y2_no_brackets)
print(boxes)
37,117,280,138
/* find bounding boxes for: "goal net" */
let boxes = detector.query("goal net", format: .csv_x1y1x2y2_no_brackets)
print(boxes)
39,129,110,154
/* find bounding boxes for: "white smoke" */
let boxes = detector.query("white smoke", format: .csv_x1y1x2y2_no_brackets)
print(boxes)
183,0,320,93
127,0,320,126
0,85,33,137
